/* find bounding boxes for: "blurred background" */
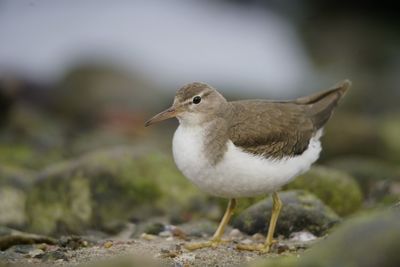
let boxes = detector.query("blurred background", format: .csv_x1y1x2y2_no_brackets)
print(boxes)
0,0,399,265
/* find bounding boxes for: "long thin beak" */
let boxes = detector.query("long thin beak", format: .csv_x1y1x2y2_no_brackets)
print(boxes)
144,107,178,127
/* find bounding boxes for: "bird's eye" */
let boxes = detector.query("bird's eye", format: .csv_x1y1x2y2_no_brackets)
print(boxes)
192,96,202,104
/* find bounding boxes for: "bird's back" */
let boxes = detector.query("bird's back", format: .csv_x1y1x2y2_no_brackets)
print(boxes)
228,80,351,159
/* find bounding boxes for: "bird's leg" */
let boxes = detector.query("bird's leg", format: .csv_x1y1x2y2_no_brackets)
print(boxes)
185,198,237,250
237,192,282,253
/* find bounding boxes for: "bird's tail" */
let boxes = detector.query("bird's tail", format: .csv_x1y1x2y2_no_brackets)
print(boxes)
295,79,351,129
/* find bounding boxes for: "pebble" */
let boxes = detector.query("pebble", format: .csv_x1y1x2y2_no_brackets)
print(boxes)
103,241,113,249
228,229,242,239
251,233,265,242
159,231,172,237
290,231,317,242
141,233,157,241
28,249,44,258
171,227,188,240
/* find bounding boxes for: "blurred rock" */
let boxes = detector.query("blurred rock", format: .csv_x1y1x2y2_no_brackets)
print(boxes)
298,209,400,267
0,166,33,228
285,166,363,216
177,220,221,238
327,157,400,205
250,209,400,267
25,146,204,235
54,64,157,128
143,222,165,236
233,190,340,237
0,105,66,170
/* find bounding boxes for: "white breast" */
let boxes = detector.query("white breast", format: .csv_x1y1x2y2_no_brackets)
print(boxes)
172,124,322,198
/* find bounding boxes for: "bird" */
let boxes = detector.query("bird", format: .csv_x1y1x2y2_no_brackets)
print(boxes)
145,79,351,252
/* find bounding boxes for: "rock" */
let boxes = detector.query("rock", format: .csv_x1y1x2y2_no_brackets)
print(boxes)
233,190,340,237
25,146,204,235
0,231,56,251
298,209,400,267
289,231,317,242
285,166,363,216
0,165,33,228
327,157,400,204
143,222,165,235
177,220,221,238
58,236,89,250
251,210,400,267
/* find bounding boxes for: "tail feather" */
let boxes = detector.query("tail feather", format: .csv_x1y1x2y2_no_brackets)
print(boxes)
295,79,351,129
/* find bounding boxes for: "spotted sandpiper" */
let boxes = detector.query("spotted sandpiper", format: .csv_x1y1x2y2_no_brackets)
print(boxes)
145,80,351,252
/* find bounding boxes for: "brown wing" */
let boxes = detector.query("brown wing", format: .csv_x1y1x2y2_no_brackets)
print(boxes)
228,101,315,159
228,79,351,159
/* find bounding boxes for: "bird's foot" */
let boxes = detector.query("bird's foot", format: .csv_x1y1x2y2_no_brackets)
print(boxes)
236,240,277,253
184,238,229,251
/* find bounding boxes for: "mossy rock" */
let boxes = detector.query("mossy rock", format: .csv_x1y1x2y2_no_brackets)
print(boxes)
327,157,400,204
250,209,400,267
297,209,400,267
26,146,204,235
0,166,33,228
285,166,363,216
232,190,340,237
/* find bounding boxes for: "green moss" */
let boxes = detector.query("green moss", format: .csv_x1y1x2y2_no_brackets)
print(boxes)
26,147,208,235
285,166,363,216
27,174,92,235
0,143,63,170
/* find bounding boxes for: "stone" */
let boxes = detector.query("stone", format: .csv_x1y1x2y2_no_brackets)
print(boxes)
25,146,205,235
233,190,340,237
250,210,400,267
327,157,400,204
0,165,33,228
298,209,400,267
285,166,363,216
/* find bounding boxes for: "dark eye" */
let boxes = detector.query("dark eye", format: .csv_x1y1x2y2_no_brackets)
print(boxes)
192,96,201,104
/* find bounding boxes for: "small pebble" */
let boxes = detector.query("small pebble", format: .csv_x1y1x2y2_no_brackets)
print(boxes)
103,241,113,249
28,249,44,258
159,231,172,237
141,233,157,241
166,236,174,241
251,233,265,242
228,229,242,239
171,227,188,240
276,243,289,254
290,231,317,242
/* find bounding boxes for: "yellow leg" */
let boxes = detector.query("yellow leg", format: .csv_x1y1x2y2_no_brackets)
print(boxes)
185,198,237,250
237,192,282,253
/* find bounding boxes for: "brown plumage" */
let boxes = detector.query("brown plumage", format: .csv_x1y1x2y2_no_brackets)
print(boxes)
228,80,351,159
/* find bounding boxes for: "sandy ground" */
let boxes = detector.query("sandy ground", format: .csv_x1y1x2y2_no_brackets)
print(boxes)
4,235,310,267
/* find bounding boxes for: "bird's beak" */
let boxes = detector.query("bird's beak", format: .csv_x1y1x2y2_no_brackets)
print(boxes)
144,106,179,127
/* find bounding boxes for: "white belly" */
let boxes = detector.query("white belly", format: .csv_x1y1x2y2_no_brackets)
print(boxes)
172,124,322,198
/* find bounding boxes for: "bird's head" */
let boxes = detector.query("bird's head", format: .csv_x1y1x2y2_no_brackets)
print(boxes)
145,82,228,127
